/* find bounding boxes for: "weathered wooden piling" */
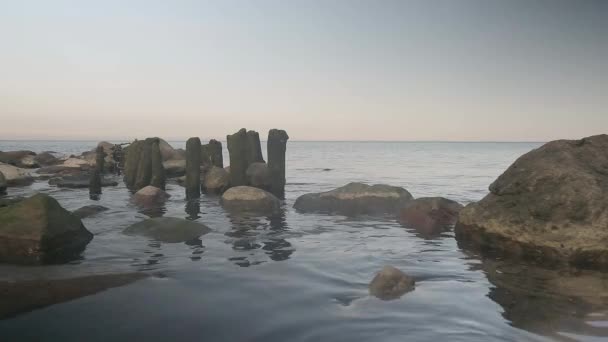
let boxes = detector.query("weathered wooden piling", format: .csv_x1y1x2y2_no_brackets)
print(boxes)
267,129,289,198
208,139,224,168
95,145,106,174
185,137,202,198
124,140,144,189
246,130,265,165
227,129,248,187
134,138,153,190
150,138,166,190
89,169,102,195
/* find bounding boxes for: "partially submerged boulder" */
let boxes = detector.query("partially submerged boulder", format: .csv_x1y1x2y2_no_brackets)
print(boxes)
294,182,413,216
34,152,60,167
203,166,230,194
133,185,170,206
123,217,211,243
49,174,118,188
0,163,34,186
0,151,38,168
62,157,90,168
0,194,93,264
398,197,463,236
221,186,281,214
72,205,109,219
369,266,415,300
456,135,608,269
246,162,271,190
163,159,186,177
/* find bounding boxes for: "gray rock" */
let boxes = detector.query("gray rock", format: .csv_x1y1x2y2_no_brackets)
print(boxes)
455,134,608,269
72,205,109,219
0,194,93,264
34,152,60,166
369,266,415,300
163,159,186,177
0,163,34,186
203,166,230,194
49,174,118,188
221,186,281,214
0,151,38,168
398,197,463,236
133,185,170,206
124,217,211,243
0,171,6,195
246,162,271,190
294,182,413,216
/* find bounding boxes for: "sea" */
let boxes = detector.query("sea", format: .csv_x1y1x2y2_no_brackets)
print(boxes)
1,140,607,342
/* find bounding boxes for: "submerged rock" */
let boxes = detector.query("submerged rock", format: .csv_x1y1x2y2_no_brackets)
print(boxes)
203,166,230,194
0,272,147,319
398,197,463,236
294,182,413,216
49,174,118,188
369,266,415,300
456,134,608,269
221,186,281,214
124,217,211,243
133,185,170,206
72,205,109,219
0,193,93,264
0,163,34,186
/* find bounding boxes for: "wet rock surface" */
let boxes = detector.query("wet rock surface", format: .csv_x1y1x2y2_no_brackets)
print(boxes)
72,205,109,219
0,163,34,186
123,217,211,243
133,185,170,206
203,166,230,194
369,265,415,300
49,174,118,188
294,182,413,216
0,151,38,168
0,194,93,264
456,134,608,269
221,186,281,214
246,162,271,190
398,197,463,237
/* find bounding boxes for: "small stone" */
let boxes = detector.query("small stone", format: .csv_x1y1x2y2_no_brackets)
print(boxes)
369,266,415,300
221,186,281,214
123,217,211,243
72,205,109,219
133,185,170,206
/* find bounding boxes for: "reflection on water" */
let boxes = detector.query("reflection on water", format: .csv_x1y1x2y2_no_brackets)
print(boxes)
185,198,201,220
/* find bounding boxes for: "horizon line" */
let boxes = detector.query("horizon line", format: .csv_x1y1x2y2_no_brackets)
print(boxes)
0,139,547,143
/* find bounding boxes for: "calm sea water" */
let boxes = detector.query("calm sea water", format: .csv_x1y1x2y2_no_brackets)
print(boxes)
1,140,607,342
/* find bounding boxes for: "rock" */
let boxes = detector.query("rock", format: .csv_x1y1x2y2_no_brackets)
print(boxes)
0,163,34,186
246,162,271,190
72,205,109,219
203,166,230,194
163,159,186,177
221,186,281,214
398,197,463,236
267,129,289,198
294,182,413,216
0,171,6,194
36,165,83,179
62,157,90,168
123,217,211,243
0,193,93,264
0,273,147,319
227,128,249,187
0,197,24,208
158,138,183,161
49,174,118,188
455,135,608,270
0,151,38,168
185,137,202,198
369,266,415,300
34,152,59,166
133,185,170,206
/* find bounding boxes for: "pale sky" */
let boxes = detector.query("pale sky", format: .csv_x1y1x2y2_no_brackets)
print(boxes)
0,0,606,141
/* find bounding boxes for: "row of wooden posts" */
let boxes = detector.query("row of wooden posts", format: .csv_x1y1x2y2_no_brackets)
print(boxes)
89,129,289,199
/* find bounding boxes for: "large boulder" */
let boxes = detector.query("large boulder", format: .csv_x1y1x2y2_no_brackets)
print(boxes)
398,197,463,236
163,159,186,177
133,185,170,206
0,163,34,186
34,152,60,166
246,162,271,190
221,186,281,214
0,151,38,168
123,217,211,243
159,139,183,161
203,166,230,194
0,171,6,194
456,135,608,269
0,194,93,264
80,141,115,171
294,182,413,216
48,174,118,188
369,266,415,300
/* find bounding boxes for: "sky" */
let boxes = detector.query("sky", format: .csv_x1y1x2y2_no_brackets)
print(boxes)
0,0,606,141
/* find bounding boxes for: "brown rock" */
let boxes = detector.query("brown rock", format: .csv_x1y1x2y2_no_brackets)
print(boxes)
369,266,415,300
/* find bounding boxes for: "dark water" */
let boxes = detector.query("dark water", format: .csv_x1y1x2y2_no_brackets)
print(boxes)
1,141,607,342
